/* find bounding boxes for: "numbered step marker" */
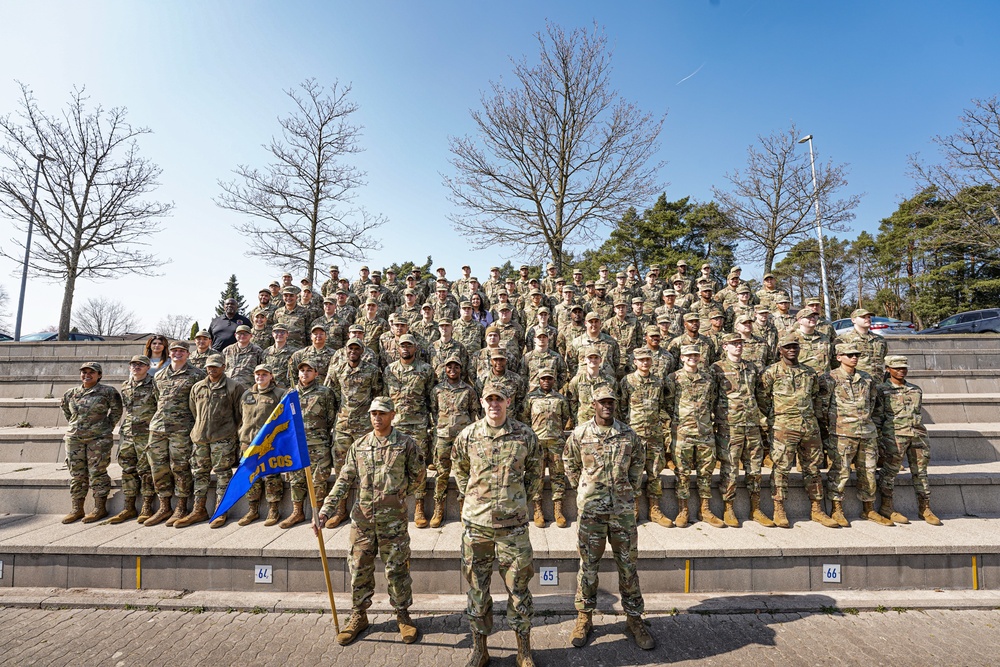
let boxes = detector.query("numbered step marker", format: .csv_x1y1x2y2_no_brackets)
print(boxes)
539,566,558,586
255,564,273,584
822,563,841,583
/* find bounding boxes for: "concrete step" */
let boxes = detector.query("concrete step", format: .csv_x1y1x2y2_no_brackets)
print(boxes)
887,335,1000,352
922,394,1000,424
0,400,67,427
906,371,1000,394
0,512,995,593
896,351,1000,372
0,341,145,359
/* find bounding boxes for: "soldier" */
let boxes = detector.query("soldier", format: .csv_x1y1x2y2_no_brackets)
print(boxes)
712,334,772,527
272,286,311,349
835,307,888,378
179,354,245,528
144,341,207,527
673,278,695,310
820,342,893,527
541,261,560,297
757,334,839,528
380,316,431,369
754,305,779,354
476,349,528,419
771,295,797,336
351,264,372,297
714,269,744,309
222,324,264,388
299,286,324,324
670,259,692,295
288,324,336,383
640,272,663,314
520,330,568,392
188,329,214,370
566,348,617,426
630,296,654,328
523,307,558,354
429,282,460,322
384,334,436,528
736,314,773,372
553,286,579,328
281,358,338,529
454,300,486,360
603,299,642,377
620,347,673,528
755,272,788,312
395,288,424,324
250,310,273,349
383,267,402,308
667,313,717,372
725,285,755,332
588,281,613,321
876,355,941,525
608,272,634,307
804,296,836,340
236,364,286,526
320,264,340,298
564,385,654,651
453,382,541,667
690,284,717,333
60,361,123,524
514,264,533,299
315,397,423,646
796,308,835,375
483,265,504,304
476,325,520,378
654,291,685,336
262,324,295,388
494,303,525,357
556,304,586,359
567,312,620,380
428,357,480,527
698,262,721,294
430,318,471,382
311,297,346,351
108,355,158,524
523,289,547,326
630,325,676,381
521,369,572,528
410,303,440,344
356,298,390,353
250,288,274,325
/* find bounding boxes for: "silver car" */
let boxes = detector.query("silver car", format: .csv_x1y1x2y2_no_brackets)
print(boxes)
832,317,916,337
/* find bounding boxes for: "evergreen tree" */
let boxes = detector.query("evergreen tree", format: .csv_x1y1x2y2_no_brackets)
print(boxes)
215,275,247,316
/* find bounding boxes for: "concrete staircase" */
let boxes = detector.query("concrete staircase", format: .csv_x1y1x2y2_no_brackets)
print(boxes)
1,337,998,595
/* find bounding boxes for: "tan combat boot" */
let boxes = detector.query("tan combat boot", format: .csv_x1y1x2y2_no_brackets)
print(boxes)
336,610,369,646
811,500,840,528
554,500,568,528
862,500,893,526
174,497,208,528
414,500,429,528
209,500,227,528
466,630,490,667
879,493,909,524
137,496,156,524
143,496,173,527
749,493,774,527
647,495,674,527
918,496,942,525
397,610,418,644
238,499,260,526
699,498,725,528
626,615,655,650
263,501,282,526
831,500,850,527
674,498,689,528
515,630,535,667
533,500,546,528
62,497,86,524
570,611,592,647
82,495,108,524
772,499,789,528
325,498,348,529
165,496,188,527
723,500,739,527
429,499,445,528
108,495,137,524
279,501,305,529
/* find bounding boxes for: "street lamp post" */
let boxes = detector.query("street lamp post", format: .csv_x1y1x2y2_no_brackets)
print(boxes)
13,154,48,342
797,134,832,322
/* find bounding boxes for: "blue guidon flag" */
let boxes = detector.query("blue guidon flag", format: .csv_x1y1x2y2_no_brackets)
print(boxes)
210,390,311,521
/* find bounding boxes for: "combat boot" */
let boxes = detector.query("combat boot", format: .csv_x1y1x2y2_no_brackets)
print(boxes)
82,495,108,523
879,493,909,524
466,630,490,667
279,501,305,529
862,501,894,526
397,610,418,644
174,497,208,528
108,495,137,524
429,498,445,528
699,498,725,528
674,498,689,528
831,500,850,527
533,500,545,528
143,496,173,527
413,500,429,528
515,630,535,667
165,496,188,527
336,610,369,646
723,500,739,527
772,500,789,528
647,495,673,527
238,499,260,526
263,501,282,527
209,500,227,528
918,496,942,526
750,493,774,527
62,497,85,524
325,498,348,529
570,611,592,647
137,496,156,524
811,500,840,528
554,500,568,528
626,615,655,650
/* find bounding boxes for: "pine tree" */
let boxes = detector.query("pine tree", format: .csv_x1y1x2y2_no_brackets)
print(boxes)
215,275,247,316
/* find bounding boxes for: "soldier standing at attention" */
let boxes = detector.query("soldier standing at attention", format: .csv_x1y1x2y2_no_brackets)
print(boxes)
835,307,888,378
108,355,157,524
453,383,541,667
222,324,264,388
143,341,206,527
521,368,572,528
188,330,215,370
272,286,312,349
796,309,834,375
262,324,294,388
564,385,655,651
60,361,123,524
317,397,424,647
667,313,717,372
237,365,286,526
428,357,480,527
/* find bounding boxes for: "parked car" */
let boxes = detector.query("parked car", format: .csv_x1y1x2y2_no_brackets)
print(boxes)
18,331,105,341
0,333,12,341
917,309,1000,335
832,317,916,338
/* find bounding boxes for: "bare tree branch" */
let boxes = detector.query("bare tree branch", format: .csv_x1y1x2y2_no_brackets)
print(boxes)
155,314,194,340
72,296,140,336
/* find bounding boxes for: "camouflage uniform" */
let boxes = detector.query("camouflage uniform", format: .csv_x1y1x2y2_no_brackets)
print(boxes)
755,287,789,312
288,345,335,387
690,299,718,334
410,317,441,344
148,363,206,498
62,382,123,501
798,330,835,375
877,376,932,500
119,375,156,501
772,310,797,337
453,416,541,636
285,381,338,503
564,418,645,616
430,337,471,382
556,321,586,359
476,369,527,420
326,359,383,474
272,305,312,349
429,378,480,502
188,348,213,371
521,386,572,504
474,345,521,379
566,332,620,380
666,332,717,372
262,343,295,389
453,318,485,360
222,342,264,388
312,315,346,350
250,324,273,350
619,369,671,499
356,315,390,353
520,347,569,392
566,371,617,427
653,304,685,337
603,314,642,376
740,333,774,372
240,381,286,504
711,358,764,502
835,329,888,378
666,367,717,501
384,359,435,496
188,374,245,501
819,367,881,503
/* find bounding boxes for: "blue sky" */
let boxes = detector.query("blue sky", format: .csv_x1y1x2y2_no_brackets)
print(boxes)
1,1,996,333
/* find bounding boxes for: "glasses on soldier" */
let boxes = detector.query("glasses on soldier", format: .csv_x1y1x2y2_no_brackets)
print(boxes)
843,352,861,358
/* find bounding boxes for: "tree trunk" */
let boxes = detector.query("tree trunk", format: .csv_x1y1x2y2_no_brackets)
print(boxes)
58,270,78,341
763,248,775,274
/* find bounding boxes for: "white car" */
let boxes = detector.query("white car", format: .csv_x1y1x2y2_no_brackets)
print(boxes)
831,317,916,338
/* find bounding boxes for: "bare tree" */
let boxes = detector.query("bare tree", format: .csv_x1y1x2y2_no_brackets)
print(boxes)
0,83,172,340
444,22,666,272
216,78,384,285
156,314,194,340
712,124,861,272
72,296,140,336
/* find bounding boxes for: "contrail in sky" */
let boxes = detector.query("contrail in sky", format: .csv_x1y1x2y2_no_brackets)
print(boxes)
676,63,705,85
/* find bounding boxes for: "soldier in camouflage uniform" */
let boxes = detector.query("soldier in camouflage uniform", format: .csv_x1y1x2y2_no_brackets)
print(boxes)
521,368,572,528
395,288,424,324
556,304,586,359
520,330,568,392
320,264,340,298
60,362,123,524
384,334,436,528
588,282,614,321
179,354,245,528
428,357,480,527
796,309,834,375
628,325,676,382
250,288,275,326
724,285,755,332
262,324,295,388
454,300,486,359
410,303,440,344
756,334,839,529
711,334,772,528
603,299,642,377
640,273,663,315
566,348,617,426
453,382,541,667
108,355,158,524
620,347,673,528
564,384,655,651
144,341,207,527
876,355,942,525
430,318,471,381
523,307,558,354
250,311,273,349
272,286,312,349
735,315,773,372
804,296,836,340
755,272,788,313
670,259,693,295
317,397,424,646
754,305,779,354
288,324,336,383
188,330,214,370
771,295,797,337
567,312,620,380
690,284,718,333
493,303,525,359
667,313,717,372
311,297,346,350
356,298,390,353
834,307,888,378
819,342,893,527
222,324,264,387
483,266,504,304
673,278,695,310
237,364,286,526
654,289,685,333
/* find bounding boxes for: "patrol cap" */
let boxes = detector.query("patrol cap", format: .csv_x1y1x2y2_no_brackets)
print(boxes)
775,295,791,304
627,264,637,271
555,277,565,284
778,333,800,347
680,345,701,356
258,288,270,295
369,396,394,413
459,299,472,307
297,359,317,370
676,259,688,267
595,281,608,289
335,288,348,295
360,265,370,271
195,329,211,339
614,296,628,307
736,284,751,294
520,264,529,270
546,262,555,269
421,303,433,310
683,312,700,321
497,288,509,296
481,382,509,399
570,303,584,311
491,266,501,272
585,280,595,288
650,264,660,271
371,271,381,278
346,339,363,348
851,308,873,318
699,283,713,293
529,288,543,296
763,272,775,280
644,325,661,336
322,296,336,304
282,272,293,278
616,271,626,279
701,263,711,270
490,349,508,360
205,355,225,368
672,277,684,284
444,355,463,366
269,280,281,287
662,289,676,297
590,384,616,402
348,324,365,333
253,364,273,374
80,361,103,373
885,355,908,368
281,285,298,294
836,342,861,356
364,298,379,306
735,314,754,326
529,277,540,284
584,346,603,359
631,296,644,304
727,268,740,278
398,334,417,345
485,325,500,335
169,340,190,351
386,268,396,274
599,264,609,271
235,324,252,334
562,286,576,294
585,311,601,321
130,355,151,366
498,302,512,311
462,264,471,270
329,264,339,271
633,347,652,360
572,268,583,274
534,329,550,338
311,323,327,332
722,333,743,345
271,324,288,333
710,310,724,319
656,314,672,324
538,367,556,379
796,308,818,320
438,318,453,326
755,305,771,314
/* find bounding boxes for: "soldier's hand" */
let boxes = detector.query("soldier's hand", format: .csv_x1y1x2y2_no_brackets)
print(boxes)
313,514,327,536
